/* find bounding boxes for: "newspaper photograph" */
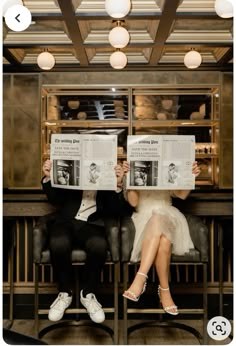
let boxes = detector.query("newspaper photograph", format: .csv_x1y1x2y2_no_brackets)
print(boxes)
50,134,117,190
127,135,195,190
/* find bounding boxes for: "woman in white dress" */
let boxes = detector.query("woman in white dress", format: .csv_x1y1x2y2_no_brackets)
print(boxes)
123,161,201,315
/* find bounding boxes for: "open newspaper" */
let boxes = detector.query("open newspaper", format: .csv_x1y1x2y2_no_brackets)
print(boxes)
127,135,195,190
50,134,117,190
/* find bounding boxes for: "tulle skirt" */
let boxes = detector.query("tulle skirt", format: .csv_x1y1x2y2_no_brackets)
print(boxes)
130,190,194,263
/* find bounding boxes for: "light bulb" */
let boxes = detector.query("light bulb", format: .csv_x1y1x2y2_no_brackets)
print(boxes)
37,52,55,70
184,50,202,69
109,26,130,48
105,0,131,19
214,0,233,18
110,51,127,69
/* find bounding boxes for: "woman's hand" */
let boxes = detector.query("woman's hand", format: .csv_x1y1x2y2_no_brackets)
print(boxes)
192,160,201,179
43,159,52,178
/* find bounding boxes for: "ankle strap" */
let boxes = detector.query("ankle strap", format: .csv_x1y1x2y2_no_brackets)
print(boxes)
159,285,169,291
137,271,148,279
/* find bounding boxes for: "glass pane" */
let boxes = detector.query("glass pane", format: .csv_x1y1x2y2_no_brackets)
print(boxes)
132,94,211,120
196,158,213,184
47,94,129,121
133,126,212,143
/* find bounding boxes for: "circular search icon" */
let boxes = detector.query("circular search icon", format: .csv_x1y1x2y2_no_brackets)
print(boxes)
207,316,231,341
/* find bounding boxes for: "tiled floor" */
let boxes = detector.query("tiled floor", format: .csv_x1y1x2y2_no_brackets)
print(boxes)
3,319,233,345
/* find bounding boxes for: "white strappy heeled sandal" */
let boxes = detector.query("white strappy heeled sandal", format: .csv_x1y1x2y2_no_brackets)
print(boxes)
158,285,179,315
123,272,148,302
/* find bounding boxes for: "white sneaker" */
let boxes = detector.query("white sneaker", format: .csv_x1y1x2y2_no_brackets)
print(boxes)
80,290,105,323
48,292,72,322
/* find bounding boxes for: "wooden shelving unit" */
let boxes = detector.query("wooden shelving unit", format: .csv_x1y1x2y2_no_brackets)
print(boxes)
42,86,220,187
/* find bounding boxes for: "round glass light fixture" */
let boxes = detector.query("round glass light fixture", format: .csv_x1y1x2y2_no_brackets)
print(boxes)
105,0,131,18
214,0,233,18
37,52,55,70
109,25,130,48
184,50,202,69
2,0,23,16
110,51,127,69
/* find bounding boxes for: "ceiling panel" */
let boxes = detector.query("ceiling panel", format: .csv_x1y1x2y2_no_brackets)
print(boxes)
3,0,233,72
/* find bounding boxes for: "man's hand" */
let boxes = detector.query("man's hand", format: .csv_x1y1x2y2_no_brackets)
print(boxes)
122,160,130,174
43,159,52,178
114,164,124,188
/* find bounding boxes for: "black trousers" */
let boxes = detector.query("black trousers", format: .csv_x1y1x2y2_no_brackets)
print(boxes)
48,218,108,296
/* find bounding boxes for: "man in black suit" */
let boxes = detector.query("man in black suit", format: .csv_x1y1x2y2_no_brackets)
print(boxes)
42,159,133,323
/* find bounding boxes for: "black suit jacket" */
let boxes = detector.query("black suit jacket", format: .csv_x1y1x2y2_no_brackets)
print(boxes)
42,179,134,225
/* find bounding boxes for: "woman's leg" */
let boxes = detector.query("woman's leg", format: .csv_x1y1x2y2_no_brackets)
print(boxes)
154,235,177,313
124,215,162,298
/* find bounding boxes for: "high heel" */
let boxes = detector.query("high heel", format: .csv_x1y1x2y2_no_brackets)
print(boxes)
158,285,179,315
123,272,148,302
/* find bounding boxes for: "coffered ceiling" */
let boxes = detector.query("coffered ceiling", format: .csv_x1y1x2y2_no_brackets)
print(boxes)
3,0,234,72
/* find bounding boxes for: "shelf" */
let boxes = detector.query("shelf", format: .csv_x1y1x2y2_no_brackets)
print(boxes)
196,154,218,159
43,120,218,129
196,180,214,186
132,120,218,128
43,120,129,128
118,154,127,160
43,153,128,160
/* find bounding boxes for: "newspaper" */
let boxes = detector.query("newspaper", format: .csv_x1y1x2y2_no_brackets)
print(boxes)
50,134,117,190
127,135,195,190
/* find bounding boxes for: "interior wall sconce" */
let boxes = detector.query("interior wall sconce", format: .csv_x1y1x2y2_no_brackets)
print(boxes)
184,50,202,69
105,0,131,18
109,21,130,48
110,50,127,69
37,51,56,70
214,0,234,18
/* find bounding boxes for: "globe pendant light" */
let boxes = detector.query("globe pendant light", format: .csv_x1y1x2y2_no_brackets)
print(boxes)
2,0,23,16
110,51,127,69
109,23,130,48
105,0,131,19
184,50,202,69
37,52,55,70
214,0,233,18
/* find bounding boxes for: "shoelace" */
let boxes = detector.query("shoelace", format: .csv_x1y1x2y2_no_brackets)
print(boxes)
50,294,69,310
86,295,102,313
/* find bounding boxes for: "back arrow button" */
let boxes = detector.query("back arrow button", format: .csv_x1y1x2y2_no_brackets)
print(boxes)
5,5,32,32
15,14,20,22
